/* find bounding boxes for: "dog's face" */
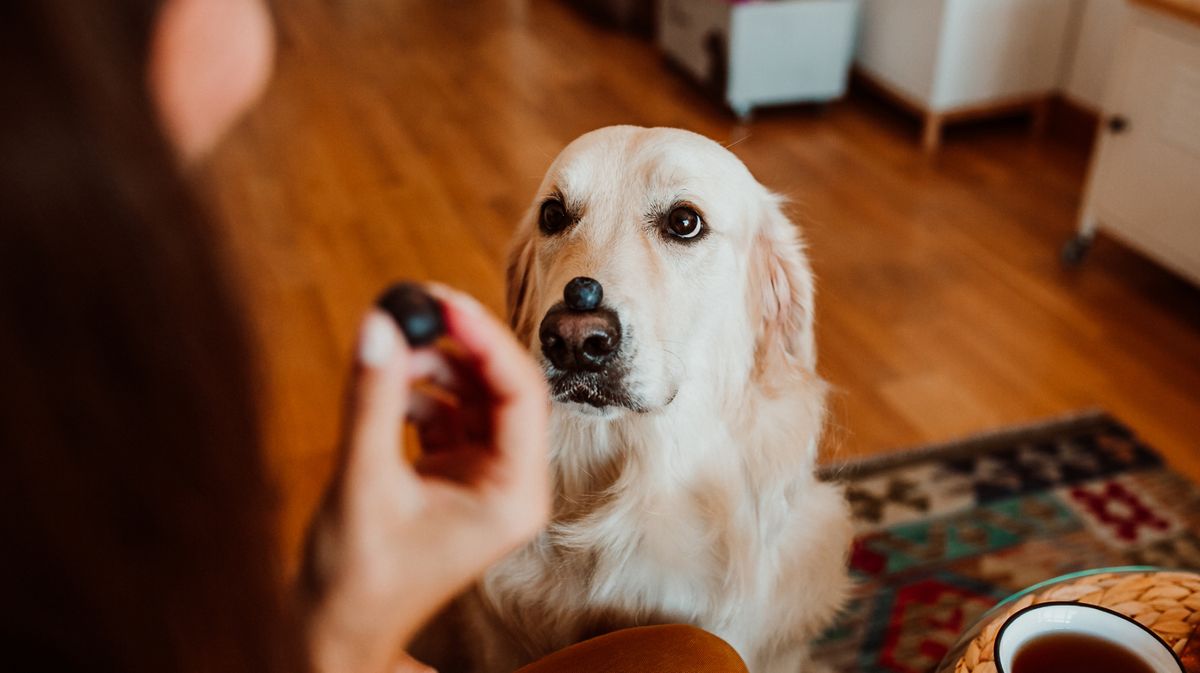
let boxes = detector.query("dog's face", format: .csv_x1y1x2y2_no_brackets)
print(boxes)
507,126,816,418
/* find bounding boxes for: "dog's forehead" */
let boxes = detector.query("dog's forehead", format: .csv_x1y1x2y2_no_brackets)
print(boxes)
550,127,754,197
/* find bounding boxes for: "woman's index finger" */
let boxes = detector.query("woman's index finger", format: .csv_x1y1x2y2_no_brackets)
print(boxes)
428,285,547,406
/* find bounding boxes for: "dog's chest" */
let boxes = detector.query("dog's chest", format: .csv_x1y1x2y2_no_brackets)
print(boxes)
486,487,751,647
482,417,768,653
575,506,725,608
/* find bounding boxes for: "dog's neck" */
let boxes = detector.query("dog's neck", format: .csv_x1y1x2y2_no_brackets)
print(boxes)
547,365,826,519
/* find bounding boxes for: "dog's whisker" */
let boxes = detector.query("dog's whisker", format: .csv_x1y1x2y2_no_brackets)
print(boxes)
660,348,686,374
723,134,752,149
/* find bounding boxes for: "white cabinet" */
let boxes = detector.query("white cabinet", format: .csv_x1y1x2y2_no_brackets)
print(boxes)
1071,6,1200,286
855,0,1075,151
657,0,860,118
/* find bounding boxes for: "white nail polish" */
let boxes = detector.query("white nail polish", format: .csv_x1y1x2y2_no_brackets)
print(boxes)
358,313,397,366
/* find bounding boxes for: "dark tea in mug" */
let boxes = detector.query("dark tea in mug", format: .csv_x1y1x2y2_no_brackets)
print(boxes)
1012,632,1157,673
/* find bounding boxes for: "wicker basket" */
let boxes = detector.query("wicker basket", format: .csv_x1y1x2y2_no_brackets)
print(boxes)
953,570,1200,673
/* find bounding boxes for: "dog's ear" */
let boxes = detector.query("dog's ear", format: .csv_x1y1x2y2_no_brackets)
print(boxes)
748,194,817,380
505,224,536,342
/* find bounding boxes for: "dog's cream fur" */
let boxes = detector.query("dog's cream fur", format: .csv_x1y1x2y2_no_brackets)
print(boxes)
421,126,851,673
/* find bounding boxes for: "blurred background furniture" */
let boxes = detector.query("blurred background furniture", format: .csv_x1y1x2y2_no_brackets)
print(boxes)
566,0,655,34
855,0,1076,152
656,0,860,118
1068,0,1200,286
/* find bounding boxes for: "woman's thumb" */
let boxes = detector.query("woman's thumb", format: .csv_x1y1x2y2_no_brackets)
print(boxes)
346,310,411,471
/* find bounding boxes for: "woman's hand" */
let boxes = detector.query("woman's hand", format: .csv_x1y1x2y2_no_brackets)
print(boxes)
300,286,551,673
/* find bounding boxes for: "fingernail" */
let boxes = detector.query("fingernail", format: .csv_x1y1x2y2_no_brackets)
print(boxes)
358,312,397,366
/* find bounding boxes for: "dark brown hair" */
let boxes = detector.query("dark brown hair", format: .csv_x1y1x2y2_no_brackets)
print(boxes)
0,2,294,672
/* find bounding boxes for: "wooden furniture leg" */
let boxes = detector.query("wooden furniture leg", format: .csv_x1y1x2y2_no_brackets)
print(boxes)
922,113,944,153
1031,97,1051,137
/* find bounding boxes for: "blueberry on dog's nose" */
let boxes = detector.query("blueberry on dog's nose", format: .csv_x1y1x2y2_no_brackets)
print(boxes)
564,276,603,312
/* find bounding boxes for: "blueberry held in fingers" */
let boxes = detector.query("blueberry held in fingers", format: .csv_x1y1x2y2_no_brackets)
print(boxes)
376,282,446,347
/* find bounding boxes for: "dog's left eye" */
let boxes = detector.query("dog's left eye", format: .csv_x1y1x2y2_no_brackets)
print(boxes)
666,206,704,240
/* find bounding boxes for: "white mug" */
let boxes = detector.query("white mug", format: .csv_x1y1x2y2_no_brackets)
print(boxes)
994,602,1185,673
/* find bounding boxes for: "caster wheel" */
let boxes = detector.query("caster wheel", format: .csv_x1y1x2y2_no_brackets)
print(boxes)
1061,236,1093,266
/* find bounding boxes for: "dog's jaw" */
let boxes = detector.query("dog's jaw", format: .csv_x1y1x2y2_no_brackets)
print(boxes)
544,364,676,417
538,337,670,415
554,400,626,420
547,380,650,417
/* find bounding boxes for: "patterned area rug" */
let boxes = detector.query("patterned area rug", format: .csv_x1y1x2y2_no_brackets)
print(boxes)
811,411,1200,673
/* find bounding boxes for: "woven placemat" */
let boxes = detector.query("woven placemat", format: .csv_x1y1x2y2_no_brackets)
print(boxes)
955,571,1200,673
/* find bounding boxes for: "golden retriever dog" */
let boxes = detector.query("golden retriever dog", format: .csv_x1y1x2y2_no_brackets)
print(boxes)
419,126,852,673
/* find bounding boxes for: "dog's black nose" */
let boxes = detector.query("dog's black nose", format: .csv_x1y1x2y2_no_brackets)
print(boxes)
563,276,603,312
539,305,621,372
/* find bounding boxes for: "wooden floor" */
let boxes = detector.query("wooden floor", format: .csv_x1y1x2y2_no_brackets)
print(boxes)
206,0,1200,557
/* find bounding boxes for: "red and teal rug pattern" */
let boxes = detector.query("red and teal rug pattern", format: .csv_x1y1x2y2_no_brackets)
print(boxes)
811,411,1200,673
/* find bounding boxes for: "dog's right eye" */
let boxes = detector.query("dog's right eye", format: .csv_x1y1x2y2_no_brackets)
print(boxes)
539,199,572,235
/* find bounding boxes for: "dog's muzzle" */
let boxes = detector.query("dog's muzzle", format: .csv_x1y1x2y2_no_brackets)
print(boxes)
538,277,634,409
538,276,621,372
